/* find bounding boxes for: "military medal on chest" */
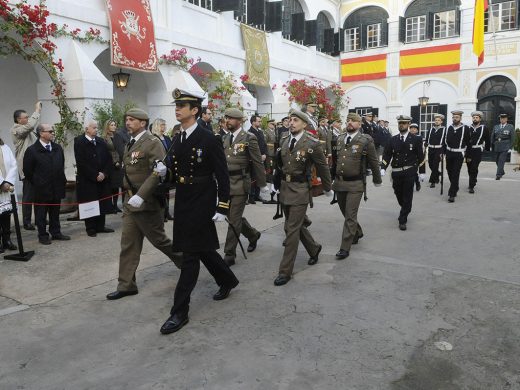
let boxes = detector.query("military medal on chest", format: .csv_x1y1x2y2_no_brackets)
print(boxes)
351,145,358,154
130,151,140,164
196,148,202,163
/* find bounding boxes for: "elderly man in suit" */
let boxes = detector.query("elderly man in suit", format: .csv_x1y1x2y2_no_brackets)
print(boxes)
106,108,182,301
74,119,114,237
491,113,515,180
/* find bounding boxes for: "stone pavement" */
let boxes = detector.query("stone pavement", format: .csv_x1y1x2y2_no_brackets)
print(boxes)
0,162,519,389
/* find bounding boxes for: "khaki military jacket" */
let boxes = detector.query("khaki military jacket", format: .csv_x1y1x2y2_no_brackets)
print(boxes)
279,132,331,205
123,131,165,213
332,132,382,192
223,129,266,196
262,128,277,157
317,126,332,156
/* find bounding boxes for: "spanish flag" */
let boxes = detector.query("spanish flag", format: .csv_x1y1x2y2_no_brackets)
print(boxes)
341,54,387,82
473,0,489,66
399,44,461,75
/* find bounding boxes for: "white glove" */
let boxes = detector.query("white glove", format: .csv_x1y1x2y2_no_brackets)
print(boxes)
374,183,382,187
380,169,386,177
128,194,144,208
323,190,334,198
259,186,271,201
419,173,425,182
212,212,226,222
154,161,167,177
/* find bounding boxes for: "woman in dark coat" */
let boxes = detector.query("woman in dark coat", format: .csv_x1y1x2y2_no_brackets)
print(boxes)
151,118,173,221
102,119,123,212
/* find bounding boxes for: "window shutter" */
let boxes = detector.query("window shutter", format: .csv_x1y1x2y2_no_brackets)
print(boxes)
438,104,448,125
247,0,265,27
381,19,388,46
335,28,345,52
399,16,406,42
304,20,317,46
455,8,461,36
360,24,366,50
372,108,379,117
349,109,356,113
291,13,305,41
265,1,282,32
410,105,421,125
323,28,335,54
426,12,434,40
213,0,241,12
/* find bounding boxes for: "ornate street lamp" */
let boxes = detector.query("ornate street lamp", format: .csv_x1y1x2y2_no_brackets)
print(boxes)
112,69,130,91
418,80,430,106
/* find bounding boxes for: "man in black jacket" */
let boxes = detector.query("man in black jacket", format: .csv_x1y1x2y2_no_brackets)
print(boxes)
74,120,114,237
248,114,267,202
197,106,213,132
23,124,70,245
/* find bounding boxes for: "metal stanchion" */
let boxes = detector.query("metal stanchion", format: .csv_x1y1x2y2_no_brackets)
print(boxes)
4,193,34,262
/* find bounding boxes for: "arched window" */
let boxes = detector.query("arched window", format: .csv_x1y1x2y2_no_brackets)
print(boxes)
477,76,517,128
282,0,304,39
343,6,388,51
400,0,461,43
316,12,332,51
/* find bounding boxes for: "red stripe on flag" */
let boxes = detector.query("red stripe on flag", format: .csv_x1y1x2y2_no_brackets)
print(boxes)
342,72,387,82
399,64,460,76
341,54,387,65
400,43,461,57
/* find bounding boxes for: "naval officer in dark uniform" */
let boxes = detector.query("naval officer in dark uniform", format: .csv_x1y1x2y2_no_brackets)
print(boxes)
160,89,238,335
466,111,489,193
424,113,446,188
381,115,425,231
443,110,470,202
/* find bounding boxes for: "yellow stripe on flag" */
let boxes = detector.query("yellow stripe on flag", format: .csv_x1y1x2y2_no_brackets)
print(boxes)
400,49,460,70
341,59,386,77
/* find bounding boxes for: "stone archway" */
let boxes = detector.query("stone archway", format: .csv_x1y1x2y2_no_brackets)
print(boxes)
477,75,517,129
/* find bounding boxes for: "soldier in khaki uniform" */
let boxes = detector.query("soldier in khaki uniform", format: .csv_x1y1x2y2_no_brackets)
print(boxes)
106,108,182,300
263,119,278,201
222,108,270,266
332,113,382,260
273,109,333,286
317,116,332,159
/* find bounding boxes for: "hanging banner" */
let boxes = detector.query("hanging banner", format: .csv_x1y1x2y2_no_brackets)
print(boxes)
341,54,387,82
106,0,158,72
400,44,461,76
240,24,270,87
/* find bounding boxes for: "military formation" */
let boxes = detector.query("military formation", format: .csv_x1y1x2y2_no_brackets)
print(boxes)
104,90,515,335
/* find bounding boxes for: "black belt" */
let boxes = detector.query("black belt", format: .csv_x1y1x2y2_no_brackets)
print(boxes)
336,175,362,181
228,168,249,176
176,175,212,184
281,174,307,183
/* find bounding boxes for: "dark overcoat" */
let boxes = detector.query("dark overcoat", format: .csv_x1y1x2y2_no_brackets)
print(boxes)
74,135,113,214
23,140,66,201
169,125,230,252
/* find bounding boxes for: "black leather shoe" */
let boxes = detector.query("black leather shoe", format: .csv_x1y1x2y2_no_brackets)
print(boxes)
336,249,349,260
429,183,435,188
52,234,71,241
247,232,261,252
160,313,189,334
39,237,51,245
248,198,256,204
274,275,291,286
3,240,17,250
224,256,235,266
87,230,97,237
213,285,233,301
352,232,363,245
496,175,501,180
308,245,322,265
97,227,115,233
106,290,138,300
415,182,421,191
399,224,407,231
448,196,455,203
23,224,35,231
469,187,475,194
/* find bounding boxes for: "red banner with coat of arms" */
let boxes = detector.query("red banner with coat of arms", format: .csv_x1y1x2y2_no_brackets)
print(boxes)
106,0,158,72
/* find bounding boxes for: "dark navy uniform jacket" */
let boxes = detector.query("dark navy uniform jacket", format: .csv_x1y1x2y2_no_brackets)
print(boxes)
381,133,426,177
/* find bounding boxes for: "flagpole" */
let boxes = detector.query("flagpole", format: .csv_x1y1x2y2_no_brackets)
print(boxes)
487,0,499,61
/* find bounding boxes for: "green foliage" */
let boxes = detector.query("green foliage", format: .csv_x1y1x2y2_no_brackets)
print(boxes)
514,129,520,152
91,100,137,132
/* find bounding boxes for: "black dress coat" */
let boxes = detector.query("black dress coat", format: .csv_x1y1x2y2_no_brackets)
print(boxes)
23,140,66,201
169,125,230,252
74,135,113,214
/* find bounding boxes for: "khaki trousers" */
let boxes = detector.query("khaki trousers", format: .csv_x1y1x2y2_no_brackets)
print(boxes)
278,204,320,276
224,194,258,259
337,191,363,251
117,209,182,291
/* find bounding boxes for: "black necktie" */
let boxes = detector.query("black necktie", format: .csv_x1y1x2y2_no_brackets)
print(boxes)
289,137,296,151
229,133,234,145
45,144,51,152
346,136,351,145
92,139,96,146
400,135,404,142
181,131,186,143
127,138,135,150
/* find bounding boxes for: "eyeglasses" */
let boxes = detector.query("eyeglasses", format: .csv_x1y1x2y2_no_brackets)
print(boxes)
40,130,55,134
